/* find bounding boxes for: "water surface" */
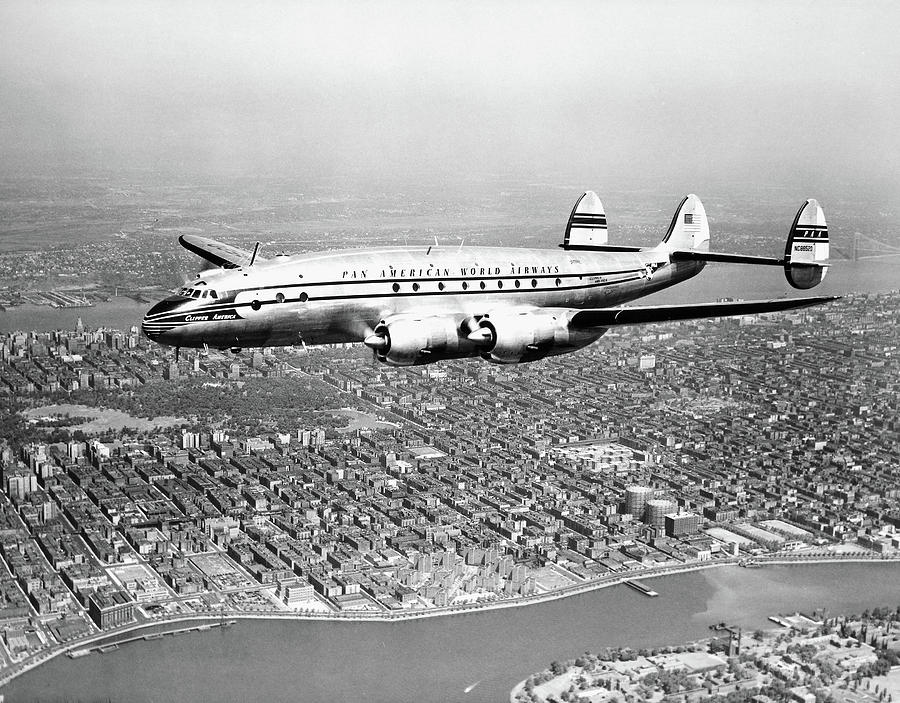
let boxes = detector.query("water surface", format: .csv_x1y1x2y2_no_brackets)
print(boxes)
6,563,899,703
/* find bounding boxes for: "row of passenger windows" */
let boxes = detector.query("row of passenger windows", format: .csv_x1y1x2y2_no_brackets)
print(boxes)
249,278,565,307
228,278,570,309
390,278,562,293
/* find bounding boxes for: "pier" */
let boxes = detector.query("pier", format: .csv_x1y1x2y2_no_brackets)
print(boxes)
67,620,235,658
623,579,658,597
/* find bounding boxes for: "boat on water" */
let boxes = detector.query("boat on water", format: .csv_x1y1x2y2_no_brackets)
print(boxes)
143,633,163,640
98,644,119,653
67,649,90,658
464,680,481,694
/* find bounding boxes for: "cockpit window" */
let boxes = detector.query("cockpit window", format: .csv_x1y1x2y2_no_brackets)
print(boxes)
209,290,218,299
191,289,201,298
201,290,208,298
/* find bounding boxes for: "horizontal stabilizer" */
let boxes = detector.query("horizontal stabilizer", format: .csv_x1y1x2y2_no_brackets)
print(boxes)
179,235,266,269
671,250,782,266
570,296,838,329
561,244,644,253
563,191,608,249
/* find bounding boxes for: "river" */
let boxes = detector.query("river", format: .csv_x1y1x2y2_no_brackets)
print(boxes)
5,562,899,703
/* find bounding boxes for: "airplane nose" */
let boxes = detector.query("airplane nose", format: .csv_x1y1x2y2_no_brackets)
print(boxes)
142,296,187,344
141,315,160,341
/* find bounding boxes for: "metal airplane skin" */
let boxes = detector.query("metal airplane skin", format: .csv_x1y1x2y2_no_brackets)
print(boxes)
142,192,837,366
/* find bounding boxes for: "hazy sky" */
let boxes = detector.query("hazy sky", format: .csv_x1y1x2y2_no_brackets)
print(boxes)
1,1,898,191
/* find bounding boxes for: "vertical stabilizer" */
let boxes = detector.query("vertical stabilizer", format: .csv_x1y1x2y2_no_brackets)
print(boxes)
784,199,828,289
660,194,710,252
563,191,608,249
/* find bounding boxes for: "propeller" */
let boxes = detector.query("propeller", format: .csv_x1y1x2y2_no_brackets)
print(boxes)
462,316,493,346
354,323,385,365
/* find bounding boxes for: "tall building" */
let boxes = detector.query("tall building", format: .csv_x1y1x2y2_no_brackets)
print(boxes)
5,471,38,501
88,590,135,629
665,512,700,537
625,485,653,517
639,354,656,370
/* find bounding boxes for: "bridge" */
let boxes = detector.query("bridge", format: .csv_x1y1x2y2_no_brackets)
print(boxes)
832,232,900,261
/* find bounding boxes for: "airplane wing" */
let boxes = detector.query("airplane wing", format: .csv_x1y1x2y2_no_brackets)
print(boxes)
569,295,838,329
179,234,265,269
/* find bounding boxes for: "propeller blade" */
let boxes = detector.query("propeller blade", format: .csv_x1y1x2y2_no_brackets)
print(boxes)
466,328,493,345
364,334,388,351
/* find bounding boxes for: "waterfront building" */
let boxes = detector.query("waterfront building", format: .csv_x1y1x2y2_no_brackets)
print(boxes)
87,590,135,629
277,579,315,605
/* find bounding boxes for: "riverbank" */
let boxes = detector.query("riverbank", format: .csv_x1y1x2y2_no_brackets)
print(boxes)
509,600,900,703
3,553,897,691
7,561,900,703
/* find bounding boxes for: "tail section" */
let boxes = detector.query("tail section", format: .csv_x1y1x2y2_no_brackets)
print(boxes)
660,194,710,253
784,199,829,289
563,191,608,249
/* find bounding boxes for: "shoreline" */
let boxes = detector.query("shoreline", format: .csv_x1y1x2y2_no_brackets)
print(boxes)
2,553,898,690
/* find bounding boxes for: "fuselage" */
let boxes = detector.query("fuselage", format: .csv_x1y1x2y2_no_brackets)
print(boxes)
141,245,705,350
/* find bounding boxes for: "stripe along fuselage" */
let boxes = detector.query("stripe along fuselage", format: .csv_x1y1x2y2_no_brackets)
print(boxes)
142,245,704,354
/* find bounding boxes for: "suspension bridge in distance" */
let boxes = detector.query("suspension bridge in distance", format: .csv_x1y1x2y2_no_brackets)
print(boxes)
832,232,900,261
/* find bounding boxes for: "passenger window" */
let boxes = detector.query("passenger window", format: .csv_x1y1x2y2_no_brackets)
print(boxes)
276,292,285,303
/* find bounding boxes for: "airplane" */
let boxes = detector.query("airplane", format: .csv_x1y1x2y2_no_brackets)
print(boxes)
142,192,836,366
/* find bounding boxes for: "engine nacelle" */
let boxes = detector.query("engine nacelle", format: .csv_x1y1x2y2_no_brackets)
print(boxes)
471,310,602,364
366,316,478,366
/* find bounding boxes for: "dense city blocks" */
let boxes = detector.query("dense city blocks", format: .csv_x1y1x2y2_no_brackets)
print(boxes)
0,292,898,683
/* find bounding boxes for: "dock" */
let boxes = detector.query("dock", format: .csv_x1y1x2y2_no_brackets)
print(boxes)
624,579,659,597
67,620,236,658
